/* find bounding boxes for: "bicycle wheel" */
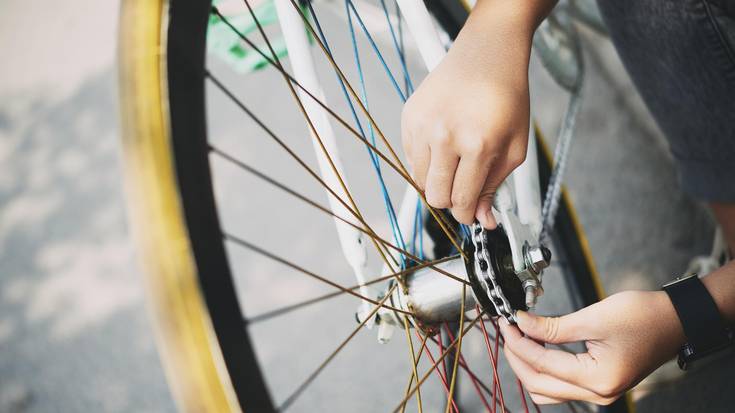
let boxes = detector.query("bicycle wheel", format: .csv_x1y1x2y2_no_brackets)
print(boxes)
119,0,633,412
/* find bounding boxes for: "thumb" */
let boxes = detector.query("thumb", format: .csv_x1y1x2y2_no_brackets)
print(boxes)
475,165,515,229
474,186,497,229
515,311,586,344
475,171,507,229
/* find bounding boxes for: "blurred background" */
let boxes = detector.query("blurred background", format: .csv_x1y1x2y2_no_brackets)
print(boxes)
0,0,732,412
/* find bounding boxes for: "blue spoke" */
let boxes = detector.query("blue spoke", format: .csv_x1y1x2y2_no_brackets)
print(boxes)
305,2,409,265
346,0,407,102
345,1,407,264
379,0,414,95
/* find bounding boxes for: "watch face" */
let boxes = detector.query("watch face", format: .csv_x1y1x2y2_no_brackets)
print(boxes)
662,273,699,289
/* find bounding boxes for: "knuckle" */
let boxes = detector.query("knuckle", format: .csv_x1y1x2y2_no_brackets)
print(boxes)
544,316,561,343
426,192,451,209
451,209,474,225
430,131,452,146
507,149,527,168
592,379,624,399
426,121,452,145
530,351,548,375
450,192,472,209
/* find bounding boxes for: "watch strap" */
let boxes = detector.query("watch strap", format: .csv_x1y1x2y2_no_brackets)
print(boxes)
663,274,730,358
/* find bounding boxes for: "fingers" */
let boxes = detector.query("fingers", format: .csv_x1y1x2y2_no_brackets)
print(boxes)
408,142,431,190
515,310,589,344
450,153,492,224
424,147,459,209
504,345,616,405
474,173,500,229
527,392,564,405
500,319,593,386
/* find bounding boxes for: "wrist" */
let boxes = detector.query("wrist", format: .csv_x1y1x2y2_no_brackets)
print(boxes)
446,1,541,90
652,290,687,356
702,262,735,324
470,0,556,36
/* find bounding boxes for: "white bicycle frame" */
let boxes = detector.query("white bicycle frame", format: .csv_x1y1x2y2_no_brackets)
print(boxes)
274,0,543,334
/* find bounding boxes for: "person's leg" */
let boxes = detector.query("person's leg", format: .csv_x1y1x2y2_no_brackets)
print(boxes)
597,0,735,250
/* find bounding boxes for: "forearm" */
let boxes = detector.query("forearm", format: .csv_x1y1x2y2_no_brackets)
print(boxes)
711,202,735,254
445,0,557,87
703,260,735,324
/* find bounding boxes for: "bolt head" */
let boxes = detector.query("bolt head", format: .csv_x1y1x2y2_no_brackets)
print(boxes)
526,245,551,271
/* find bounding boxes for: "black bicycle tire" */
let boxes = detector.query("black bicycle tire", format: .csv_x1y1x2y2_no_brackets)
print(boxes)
156,1,634,412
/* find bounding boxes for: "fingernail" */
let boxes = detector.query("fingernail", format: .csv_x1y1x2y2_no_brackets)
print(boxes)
485,210,497,229
516,311,528,324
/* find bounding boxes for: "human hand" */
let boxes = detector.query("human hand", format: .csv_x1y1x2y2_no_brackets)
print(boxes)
401,1,543,228
499,290,686,405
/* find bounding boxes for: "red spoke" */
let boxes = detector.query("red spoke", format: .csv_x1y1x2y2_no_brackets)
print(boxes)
477,307,506,413
517,379,530,413
421,331,459,413
442,324,493,412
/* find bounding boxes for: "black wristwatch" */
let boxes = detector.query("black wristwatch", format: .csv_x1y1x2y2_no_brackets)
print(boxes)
662,273,734,370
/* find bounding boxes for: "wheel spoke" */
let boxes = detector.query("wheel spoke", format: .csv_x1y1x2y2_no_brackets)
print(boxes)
401,332,431,413
213,5,465,257
282,0,466,257
241,0,399,274
209,145,471,285
392,312,484,413
278,282,400,411
308,0,409,262
224,232,411,316
206,72,400,270
411,331,459,413
445,285,466,413
517,379,530,413
478,306,507,412
442,323,493,412
401,316,423,413
246,255,458,324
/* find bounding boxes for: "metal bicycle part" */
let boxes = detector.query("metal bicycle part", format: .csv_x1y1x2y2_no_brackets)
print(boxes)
119,0,634,411
375,221,550,329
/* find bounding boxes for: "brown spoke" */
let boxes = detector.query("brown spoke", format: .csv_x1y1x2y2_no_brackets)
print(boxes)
402,332,431,413
419,333,460,413
224,232,411,316
240,0,401,274
209,145,471,286
278,282,399,411
445,284,466,413
439,324,495,412
288,0,466,259
212,5,465,259
401,316,424,413
431,333,514,413
478,306,507,412
209,142,400,265
206,72,398,270
392,312,484,413
246,255,458,324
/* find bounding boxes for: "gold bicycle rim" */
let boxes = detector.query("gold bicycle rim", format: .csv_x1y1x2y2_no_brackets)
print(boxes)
117,1,633,412
118,1,241,411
